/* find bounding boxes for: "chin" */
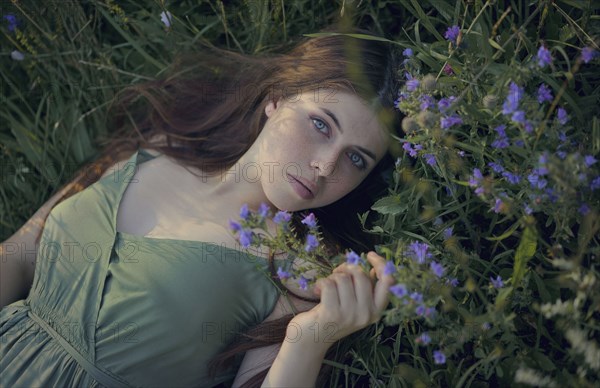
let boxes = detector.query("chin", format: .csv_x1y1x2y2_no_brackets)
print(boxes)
264,186,311,213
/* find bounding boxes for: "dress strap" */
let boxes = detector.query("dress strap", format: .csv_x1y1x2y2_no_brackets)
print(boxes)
27,310,135,388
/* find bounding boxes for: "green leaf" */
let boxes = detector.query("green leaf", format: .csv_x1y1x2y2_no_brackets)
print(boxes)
371,196,407,215
512,226,538,288
532,351,556,372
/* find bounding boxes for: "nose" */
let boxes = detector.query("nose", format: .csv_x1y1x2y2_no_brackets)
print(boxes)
310,149,340,178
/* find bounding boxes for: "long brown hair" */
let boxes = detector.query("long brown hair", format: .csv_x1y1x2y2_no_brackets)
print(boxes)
42,24,402,387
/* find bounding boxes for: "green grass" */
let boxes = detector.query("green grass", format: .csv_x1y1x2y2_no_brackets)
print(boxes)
2,1,599,386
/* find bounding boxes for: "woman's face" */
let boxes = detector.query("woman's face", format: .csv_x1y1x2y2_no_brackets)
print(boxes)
249,88,390,212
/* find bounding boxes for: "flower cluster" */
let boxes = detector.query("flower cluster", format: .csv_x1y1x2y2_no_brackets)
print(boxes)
382,18,598,384
229,204,394,293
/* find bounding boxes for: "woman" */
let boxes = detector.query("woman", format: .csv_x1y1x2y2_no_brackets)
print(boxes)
0,25,401,387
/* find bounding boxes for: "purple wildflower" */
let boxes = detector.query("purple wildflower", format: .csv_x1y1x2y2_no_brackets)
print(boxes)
557,151,567,160
239,204,250,220
384,261,397,275
584,155,597,167
420,95,435,110
443,63,454,75
258,203,270,218
537,84,553,103
502,82,524,115
430,261,445,278
406,79,420,92
277,266,292,280
469,168,483,187
305,234,319,252
440,114,463,129
502,171,521,184
403,143,419,158
443,226,453,240
433,350,447,364
537,45,552,67
390,284,408,298
407,241,433,264
524,204,533,215
301,213,318,229
239,229,253,248
558,131,568,143
511,110,526,124
494,124,506,137
492,198,504,213
229,220,242,232
492,136,510,149
458,150,465,157
416,305,426,316
298,275,309,290
488,162,505,174
528,174,547,189
424,154,437,166
591,177,600,191
438,96,456,111
447,277,459,287
444,25,460,44
273,210,292,224
416,333,431,345
3,14,18,32
395,91,409,106
578,203,590,215
514,139,525,147
346,251,363,265
581,47,597,64
410,292,424,303
557,107,568,125
490,275,504,288
403,48,414,57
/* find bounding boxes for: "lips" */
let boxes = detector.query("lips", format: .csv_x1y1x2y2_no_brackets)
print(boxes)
287,173,317,200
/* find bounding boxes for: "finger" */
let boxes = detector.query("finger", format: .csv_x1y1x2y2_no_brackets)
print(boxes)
366,251,388,280
318,278,339,311
329,272,356,310
367,252,396,313
341,264,374,315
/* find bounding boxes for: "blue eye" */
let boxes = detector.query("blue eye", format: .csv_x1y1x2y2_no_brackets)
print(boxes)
348,152,366,170
312,118,329,135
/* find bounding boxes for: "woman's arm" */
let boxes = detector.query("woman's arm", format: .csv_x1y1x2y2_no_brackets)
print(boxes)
261,251,395,387
261,335,330,387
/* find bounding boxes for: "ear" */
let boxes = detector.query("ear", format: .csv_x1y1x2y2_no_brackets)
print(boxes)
264,98,281,118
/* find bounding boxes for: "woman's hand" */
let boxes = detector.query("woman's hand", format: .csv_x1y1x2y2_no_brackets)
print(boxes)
286,251,395,352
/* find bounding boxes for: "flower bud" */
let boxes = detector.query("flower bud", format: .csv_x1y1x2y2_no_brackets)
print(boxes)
417,111,436,129
422,74,437,91
483,94,498,109
401,116,419,133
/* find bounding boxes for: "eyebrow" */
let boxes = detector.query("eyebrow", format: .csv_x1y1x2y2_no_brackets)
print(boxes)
320,107,377,162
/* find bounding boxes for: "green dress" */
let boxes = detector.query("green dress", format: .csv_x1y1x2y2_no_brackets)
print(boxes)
0,149,293,387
